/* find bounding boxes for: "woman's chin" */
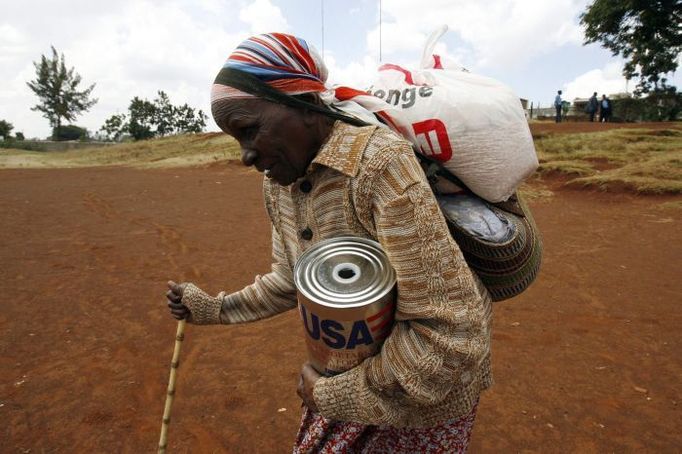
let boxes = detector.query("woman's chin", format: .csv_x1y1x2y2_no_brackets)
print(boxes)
270,170,300,186
277,177,297,186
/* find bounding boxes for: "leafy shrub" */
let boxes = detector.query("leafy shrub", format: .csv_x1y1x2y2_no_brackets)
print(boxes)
0,119,13,139
612,87,682,122
99,91,207,141
53,125,88,141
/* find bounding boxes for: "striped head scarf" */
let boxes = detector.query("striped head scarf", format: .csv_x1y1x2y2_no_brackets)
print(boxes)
211,33,399,130
211,33,327,103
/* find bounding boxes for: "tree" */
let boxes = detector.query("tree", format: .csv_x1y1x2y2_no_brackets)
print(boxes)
99,91,207,141
152,91,176,137
100,113,128,142
174,103,207,133
641,85,682,120
580,0,682,94
0,120,13,139
127,97,156,140
26,46,98,137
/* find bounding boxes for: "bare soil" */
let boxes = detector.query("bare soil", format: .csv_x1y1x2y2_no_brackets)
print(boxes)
529,120,681,135
2,126,681,453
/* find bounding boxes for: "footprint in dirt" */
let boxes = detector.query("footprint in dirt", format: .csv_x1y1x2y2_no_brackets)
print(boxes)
82,192,116,220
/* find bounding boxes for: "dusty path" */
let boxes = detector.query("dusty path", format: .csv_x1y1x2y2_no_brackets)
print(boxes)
529,120,681,135
1,163,680,453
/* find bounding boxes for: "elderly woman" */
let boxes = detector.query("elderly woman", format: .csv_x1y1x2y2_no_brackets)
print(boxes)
166,33,492,453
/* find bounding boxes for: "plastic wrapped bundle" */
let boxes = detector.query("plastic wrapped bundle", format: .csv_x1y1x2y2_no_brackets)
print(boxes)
436,193,516,243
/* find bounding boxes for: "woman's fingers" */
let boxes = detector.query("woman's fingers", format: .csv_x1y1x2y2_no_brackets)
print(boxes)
167,280,184,297
171,311,188,319
168,304,189,319
166,289,182,303
167,300,188,311
166,281,189,320
167,300,184,309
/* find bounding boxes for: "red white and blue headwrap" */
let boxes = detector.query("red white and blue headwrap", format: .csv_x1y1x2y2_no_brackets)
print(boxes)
211,33,326,102
211,33,399,130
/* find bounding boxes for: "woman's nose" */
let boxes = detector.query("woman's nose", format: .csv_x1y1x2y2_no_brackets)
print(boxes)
241,148,258,167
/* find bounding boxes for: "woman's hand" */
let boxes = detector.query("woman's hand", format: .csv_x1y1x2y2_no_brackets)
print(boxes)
297,362,322,413
166,280,190,320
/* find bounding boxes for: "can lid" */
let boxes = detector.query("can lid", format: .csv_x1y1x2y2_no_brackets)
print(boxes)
294,236,396,308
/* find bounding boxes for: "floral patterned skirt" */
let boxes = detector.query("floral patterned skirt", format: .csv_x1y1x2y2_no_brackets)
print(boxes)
292,400,478,454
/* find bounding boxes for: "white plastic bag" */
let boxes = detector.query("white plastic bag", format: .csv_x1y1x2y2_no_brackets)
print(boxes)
364,26,538,202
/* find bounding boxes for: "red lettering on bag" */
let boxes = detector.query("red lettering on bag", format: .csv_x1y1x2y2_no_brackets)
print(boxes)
412,119,453,162
378,63,415,85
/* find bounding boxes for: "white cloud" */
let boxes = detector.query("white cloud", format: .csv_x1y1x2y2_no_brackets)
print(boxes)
1,0,250,138
366,23,426,60
0,24,29,63
563,61,629,101
195,0,226,14
367,0,589,70
0,64,46,139
239,0,289,34
324,53,380,90
0,0,643,139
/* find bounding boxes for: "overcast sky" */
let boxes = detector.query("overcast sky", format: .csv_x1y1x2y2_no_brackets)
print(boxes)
2,0,680,139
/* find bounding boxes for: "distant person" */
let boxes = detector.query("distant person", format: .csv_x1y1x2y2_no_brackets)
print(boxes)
554,90,563,123
599,95,612,122
586,92,598,122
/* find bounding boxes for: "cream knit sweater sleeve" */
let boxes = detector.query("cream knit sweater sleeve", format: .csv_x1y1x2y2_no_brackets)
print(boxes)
181,223,298,325
312,144,492,427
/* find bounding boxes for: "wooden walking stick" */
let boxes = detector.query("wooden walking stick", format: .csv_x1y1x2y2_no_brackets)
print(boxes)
158,319,186,453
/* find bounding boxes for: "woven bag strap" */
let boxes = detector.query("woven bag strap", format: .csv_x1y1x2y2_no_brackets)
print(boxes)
414,151,527,218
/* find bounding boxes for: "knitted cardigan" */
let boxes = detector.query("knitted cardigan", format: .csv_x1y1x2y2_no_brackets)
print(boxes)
182,121,493,428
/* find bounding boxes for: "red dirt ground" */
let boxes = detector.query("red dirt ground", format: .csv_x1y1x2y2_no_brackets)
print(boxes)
529,120,681,135
2,123,681,453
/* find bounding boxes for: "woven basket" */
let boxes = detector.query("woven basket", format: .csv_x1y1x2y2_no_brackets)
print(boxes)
441,192,542,302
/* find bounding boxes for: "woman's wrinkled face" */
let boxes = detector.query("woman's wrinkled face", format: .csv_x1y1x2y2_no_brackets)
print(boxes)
215,98,320,186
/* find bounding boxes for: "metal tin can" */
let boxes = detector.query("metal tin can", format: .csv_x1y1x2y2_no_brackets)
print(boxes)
294,236,396,376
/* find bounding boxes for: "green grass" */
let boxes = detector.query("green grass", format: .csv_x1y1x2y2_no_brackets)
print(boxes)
0,132,241,169
3,126,681,196
534,128,682,194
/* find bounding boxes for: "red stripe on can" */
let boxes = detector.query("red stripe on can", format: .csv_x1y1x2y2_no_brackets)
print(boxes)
367,302,394,322
370,315,392,333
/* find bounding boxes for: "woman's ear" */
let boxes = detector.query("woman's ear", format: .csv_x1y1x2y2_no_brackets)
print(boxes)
297,92,323,106
302,107,318,126
295,93,327,127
